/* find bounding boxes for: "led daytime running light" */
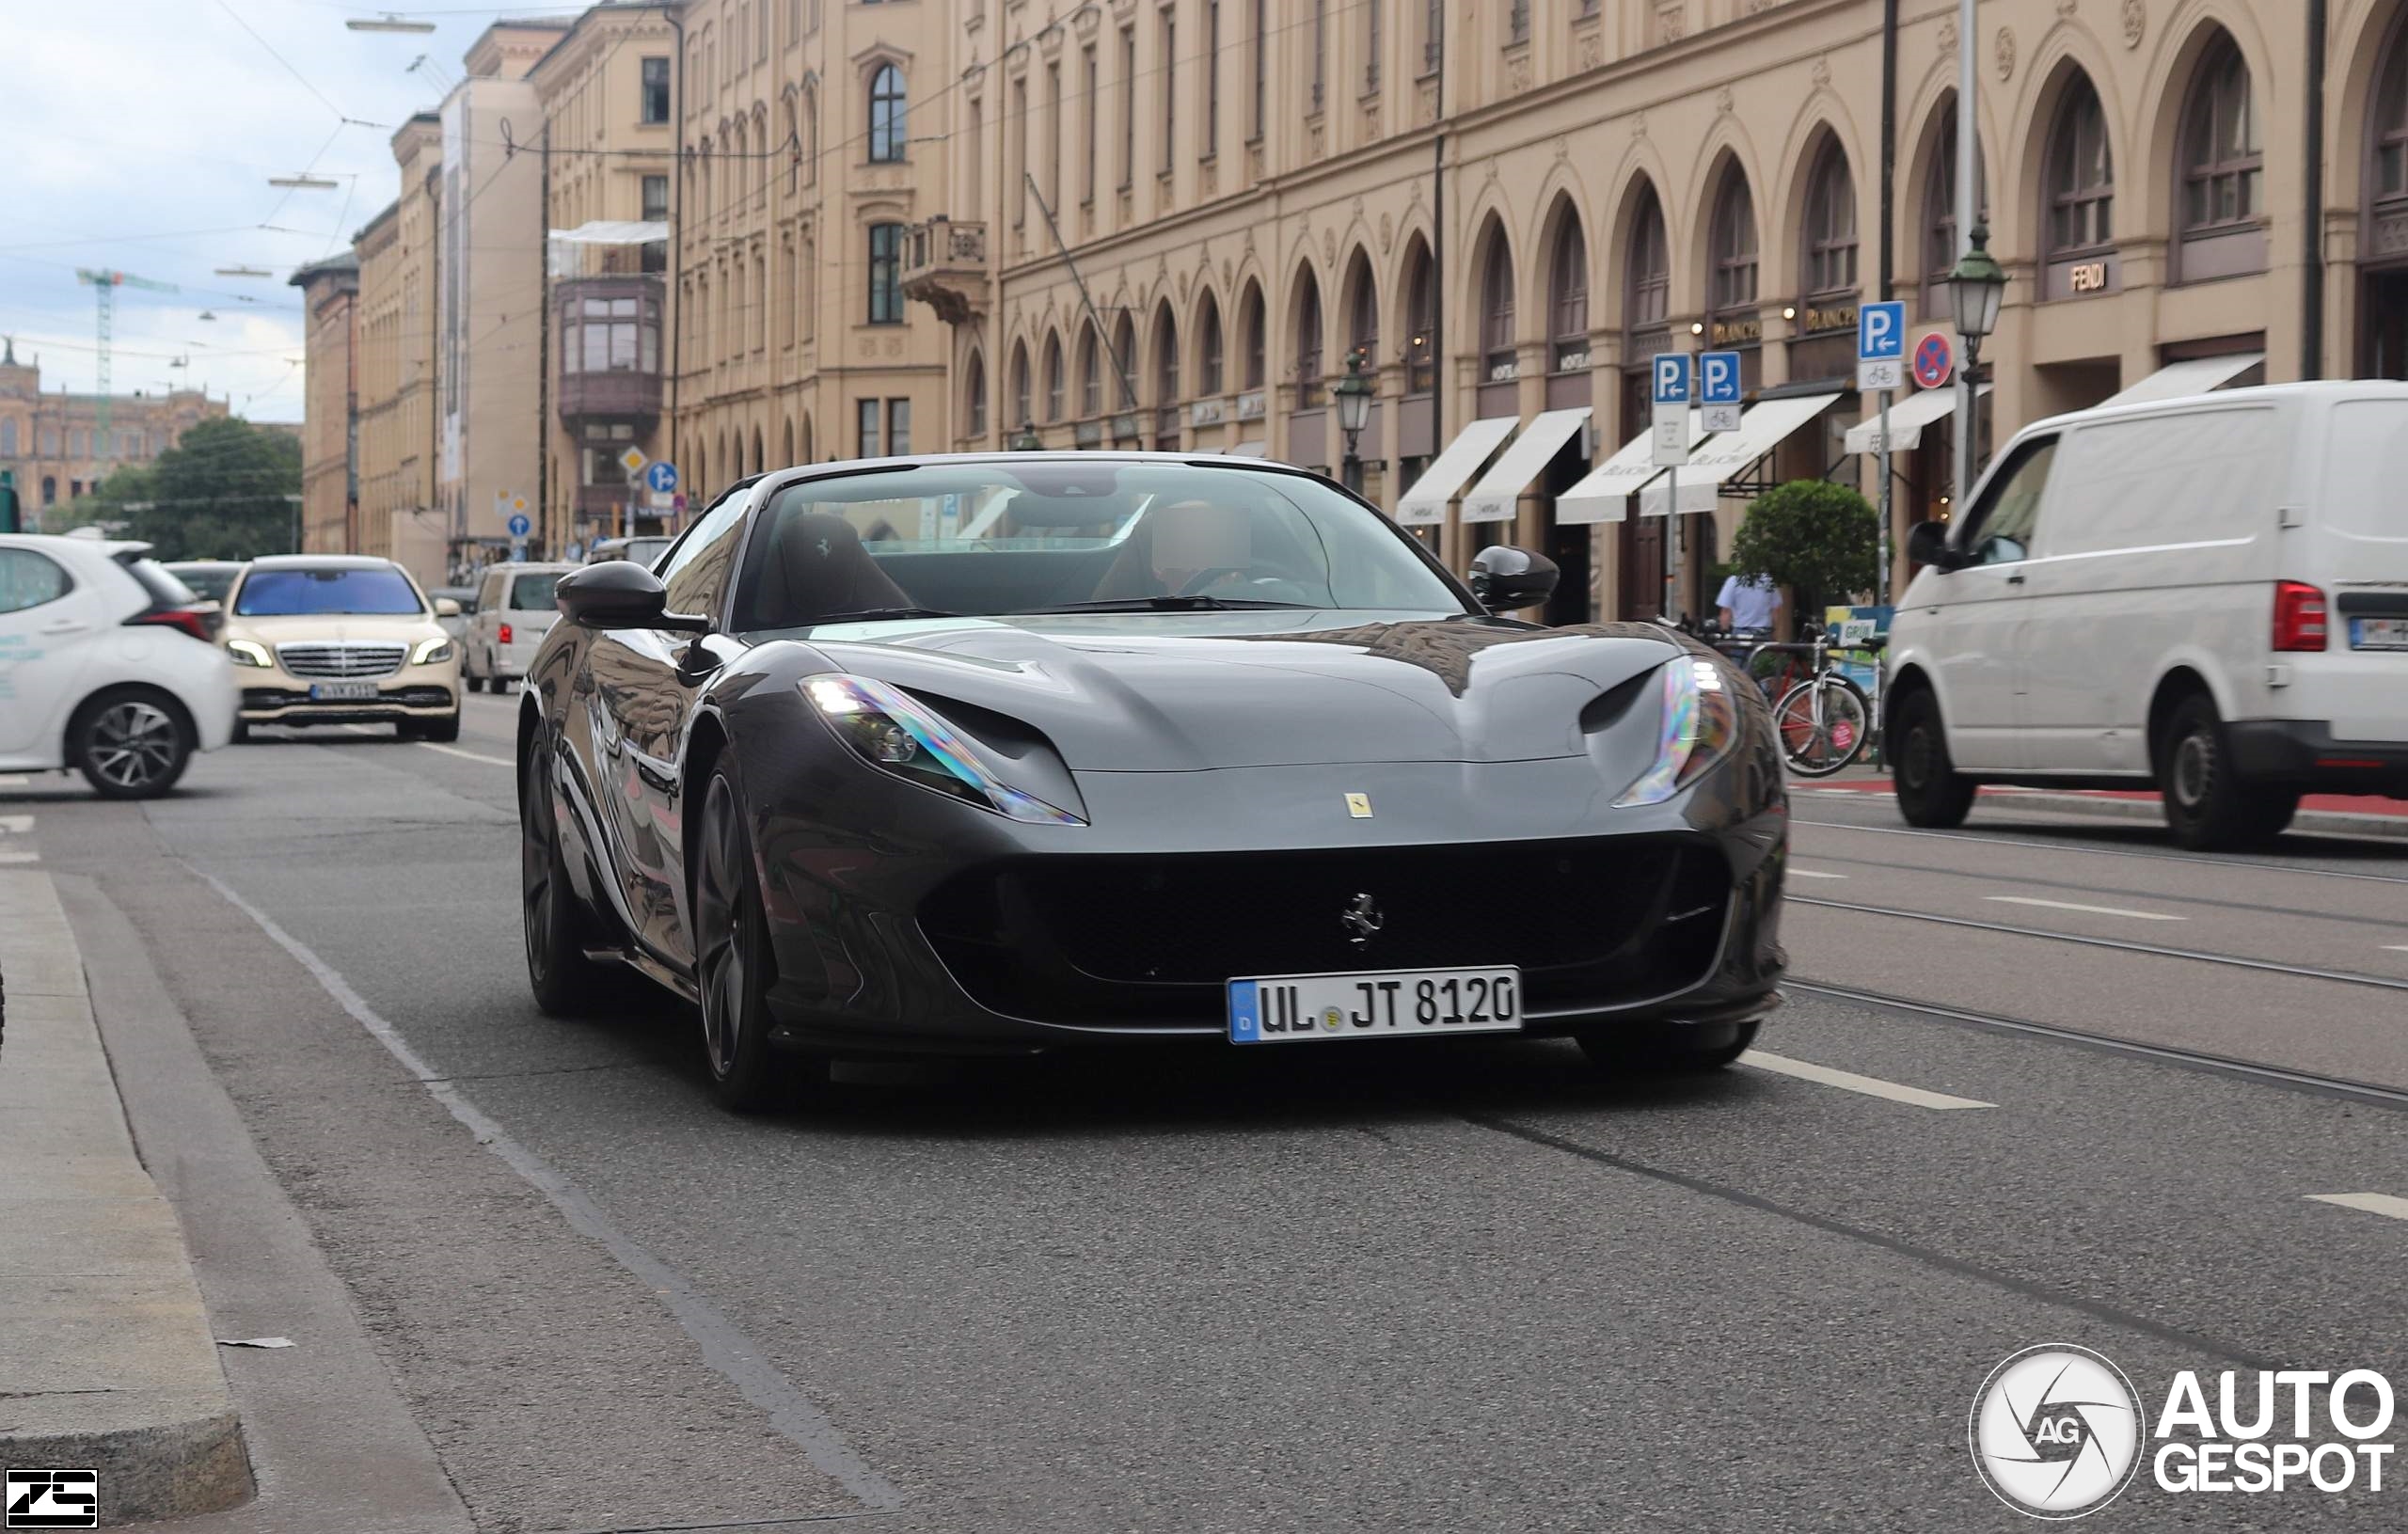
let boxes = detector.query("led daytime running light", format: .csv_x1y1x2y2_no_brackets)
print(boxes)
803,673,1085,826
1614,657,1737,807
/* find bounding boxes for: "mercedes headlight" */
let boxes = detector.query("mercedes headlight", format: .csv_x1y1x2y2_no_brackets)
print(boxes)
802,673,1085,826
411,636,454,665
227,639,272,668
1614,656,1739,807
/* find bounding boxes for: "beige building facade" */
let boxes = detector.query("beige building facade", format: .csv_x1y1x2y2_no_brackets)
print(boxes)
354,116,449,582
909,0,2408,623
289,252,358,556
0,338,226,520
670,0,957,507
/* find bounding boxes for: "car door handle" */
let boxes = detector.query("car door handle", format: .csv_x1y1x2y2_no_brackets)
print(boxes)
39,619,89,635
2005,573,2026,586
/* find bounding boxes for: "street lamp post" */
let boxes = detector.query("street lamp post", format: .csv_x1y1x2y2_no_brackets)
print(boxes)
1333,350,1374,495
1009,421,1043,451
1946,220,2008,505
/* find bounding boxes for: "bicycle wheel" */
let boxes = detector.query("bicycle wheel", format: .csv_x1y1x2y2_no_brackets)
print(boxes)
1774,675,1872,778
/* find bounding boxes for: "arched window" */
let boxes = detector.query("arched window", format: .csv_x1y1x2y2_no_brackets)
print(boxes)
1803,140,1859,297
1345,254,1379,369
1197,293,1225,395
2180,37,2260,239
783,417,795,465
1042,333,1065,420
1293,268,1323,403
1478,225,1514,378
1153,303,1180,444
868,64,907,163
1009,342,1031,427
966,350,988,438
2377,32,2408,203
1079,325,1102,416
1549,213,1589,372
1113,315,1138,414
2047,73,2114,256
1402,239,1436,392
1239,283,1266,390
1708,167,1758,319
0,419,15,456
800,83,818,187
1626,184,1670,333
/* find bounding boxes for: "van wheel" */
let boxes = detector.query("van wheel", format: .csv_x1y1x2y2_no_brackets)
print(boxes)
467,673,485,694
1891,688,1975,829
2159,694,2294,850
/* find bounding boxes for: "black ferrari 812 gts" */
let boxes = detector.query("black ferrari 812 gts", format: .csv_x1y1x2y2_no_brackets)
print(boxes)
517,454,1787,1108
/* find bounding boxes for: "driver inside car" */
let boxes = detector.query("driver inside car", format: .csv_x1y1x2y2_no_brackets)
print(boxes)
1092,498,1298,602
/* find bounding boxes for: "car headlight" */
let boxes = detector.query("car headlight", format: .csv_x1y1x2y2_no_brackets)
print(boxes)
411,636,454,665
227,639,272,668
801,673,1085,826
1613,656,1739,807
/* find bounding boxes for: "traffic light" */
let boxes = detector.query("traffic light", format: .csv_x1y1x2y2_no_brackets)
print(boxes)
0,468,20,534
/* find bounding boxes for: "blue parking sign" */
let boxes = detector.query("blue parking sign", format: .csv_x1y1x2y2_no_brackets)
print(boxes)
1700,353,1742,403
1858,302,1907,362
1652,353,1692,405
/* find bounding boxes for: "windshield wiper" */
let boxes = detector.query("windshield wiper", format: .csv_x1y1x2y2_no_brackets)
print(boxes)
806,606,962,623
1014,595,1316,614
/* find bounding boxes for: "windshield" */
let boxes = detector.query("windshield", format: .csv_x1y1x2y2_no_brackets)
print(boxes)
730,462,1467,628
166,563,240,602
235,566,425,617
509,573,562,609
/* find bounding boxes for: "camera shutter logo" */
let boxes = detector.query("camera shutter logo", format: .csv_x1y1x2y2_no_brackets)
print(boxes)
1970,1346,2144,1518
6,1469,99,1529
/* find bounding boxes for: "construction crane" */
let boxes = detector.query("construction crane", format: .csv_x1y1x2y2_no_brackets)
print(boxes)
74,268,179,466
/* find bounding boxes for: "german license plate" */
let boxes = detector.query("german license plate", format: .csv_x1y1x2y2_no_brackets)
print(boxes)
2351,617,2408,651
308,681,380,701
1228,967,1522,1043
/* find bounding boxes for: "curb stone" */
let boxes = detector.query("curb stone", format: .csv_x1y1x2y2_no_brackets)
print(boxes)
0,868,253,1526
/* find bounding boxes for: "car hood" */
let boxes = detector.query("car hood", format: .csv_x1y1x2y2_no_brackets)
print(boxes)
786,610,1684,771
223,612,448,645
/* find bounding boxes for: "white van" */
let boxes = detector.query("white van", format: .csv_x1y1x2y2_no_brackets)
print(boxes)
464,562,576,692
1887,382,2408,849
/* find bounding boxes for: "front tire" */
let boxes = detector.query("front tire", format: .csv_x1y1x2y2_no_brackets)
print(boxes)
2159,693,2294,850
71,688,193,799
521,743,616,1014
691,766,804,1113
1577,1020,1761,1074
1774,675,1871,778
1892,687,1975,829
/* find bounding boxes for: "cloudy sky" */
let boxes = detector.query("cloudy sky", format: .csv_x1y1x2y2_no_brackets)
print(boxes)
1,0,566,423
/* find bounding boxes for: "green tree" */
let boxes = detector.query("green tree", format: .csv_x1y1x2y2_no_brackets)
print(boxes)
1727,479,1878,620
119,418,302,560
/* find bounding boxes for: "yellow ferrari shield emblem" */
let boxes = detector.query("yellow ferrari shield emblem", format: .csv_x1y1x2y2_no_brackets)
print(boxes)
1344,793,1373,818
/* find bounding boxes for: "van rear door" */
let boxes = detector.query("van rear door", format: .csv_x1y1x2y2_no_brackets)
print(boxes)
2308,399,2408,743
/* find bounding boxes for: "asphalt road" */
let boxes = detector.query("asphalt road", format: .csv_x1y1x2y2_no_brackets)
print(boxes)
11,696,2408,1532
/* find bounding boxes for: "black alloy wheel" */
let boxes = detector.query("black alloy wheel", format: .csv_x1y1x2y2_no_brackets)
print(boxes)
2158,693,2297,850
72,689,193,799
521,743,615,1014
1891,687,1975,829
691,766,808,1112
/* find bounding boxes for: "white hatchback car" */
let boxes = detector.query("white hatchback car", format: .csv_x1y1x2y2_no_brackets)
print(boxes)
463,562,575,692
0,534,239,798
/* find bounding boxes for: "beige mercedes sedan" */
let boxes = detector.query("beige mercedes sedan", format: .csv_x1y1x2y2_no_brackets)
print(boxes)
219,555,463,742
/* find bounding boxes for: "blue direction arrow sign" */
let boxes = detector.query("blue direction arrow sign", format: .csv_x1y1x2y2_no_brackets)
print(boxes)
644,461,679,494
506,513,531,539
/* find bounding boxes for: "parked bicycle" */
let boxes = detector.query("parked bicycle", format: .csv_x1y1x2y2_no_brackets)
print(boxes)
1749,625,1877,777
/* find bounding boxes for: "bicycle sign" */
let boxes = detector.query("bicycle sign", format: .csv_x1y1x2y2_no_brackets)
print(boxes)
1856,301,1906,392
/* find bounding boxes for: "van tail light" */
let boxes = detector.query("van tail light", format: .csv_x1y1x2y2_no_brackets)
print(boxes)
499,622,515,645
126,607,214,643
2273,581,2328,653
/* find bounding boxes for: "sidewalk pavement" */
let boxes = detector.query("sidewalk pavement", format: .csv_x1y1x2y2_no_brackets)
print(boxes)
1792,764,2408,840
1,867,252,1525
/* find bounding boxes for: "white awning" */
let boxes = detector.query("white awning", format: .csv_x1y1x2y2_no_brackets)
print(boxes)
1394,416,1519,526
1458,407,1592,523
1226,439,1269,458
1640,393,1846,517
1555,410,1704,525
1843,383,1991,455
2102,352,2264,408
547,220,671,245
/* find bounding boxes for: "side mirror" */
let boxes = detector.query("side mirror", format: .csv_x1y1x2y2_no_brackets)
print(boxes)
1907,520,1961,572
432,596,461,618
1467,546,1560,614
555,561,710,632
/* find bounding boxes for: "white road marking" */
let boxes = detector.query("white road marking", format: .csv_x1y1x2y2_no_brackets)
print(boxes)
0,852,39,865
2307,1193,2408,1222
416,742,515,767
1787,868,1849,880
1985,895,2187,922
0,814,31,834
1740,1051,1996,1110
2385,946,2408,954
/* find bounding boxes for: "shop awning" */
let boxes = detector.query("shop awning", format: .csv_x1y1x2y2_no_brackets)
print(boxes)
1639,393,1846,517
1394,416,1519,526
1458,407,1592,523
2102,352,2264,408
1225,440,1269,458
1843,383,1991,455
1555,410,1704,525
547,220,671,245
